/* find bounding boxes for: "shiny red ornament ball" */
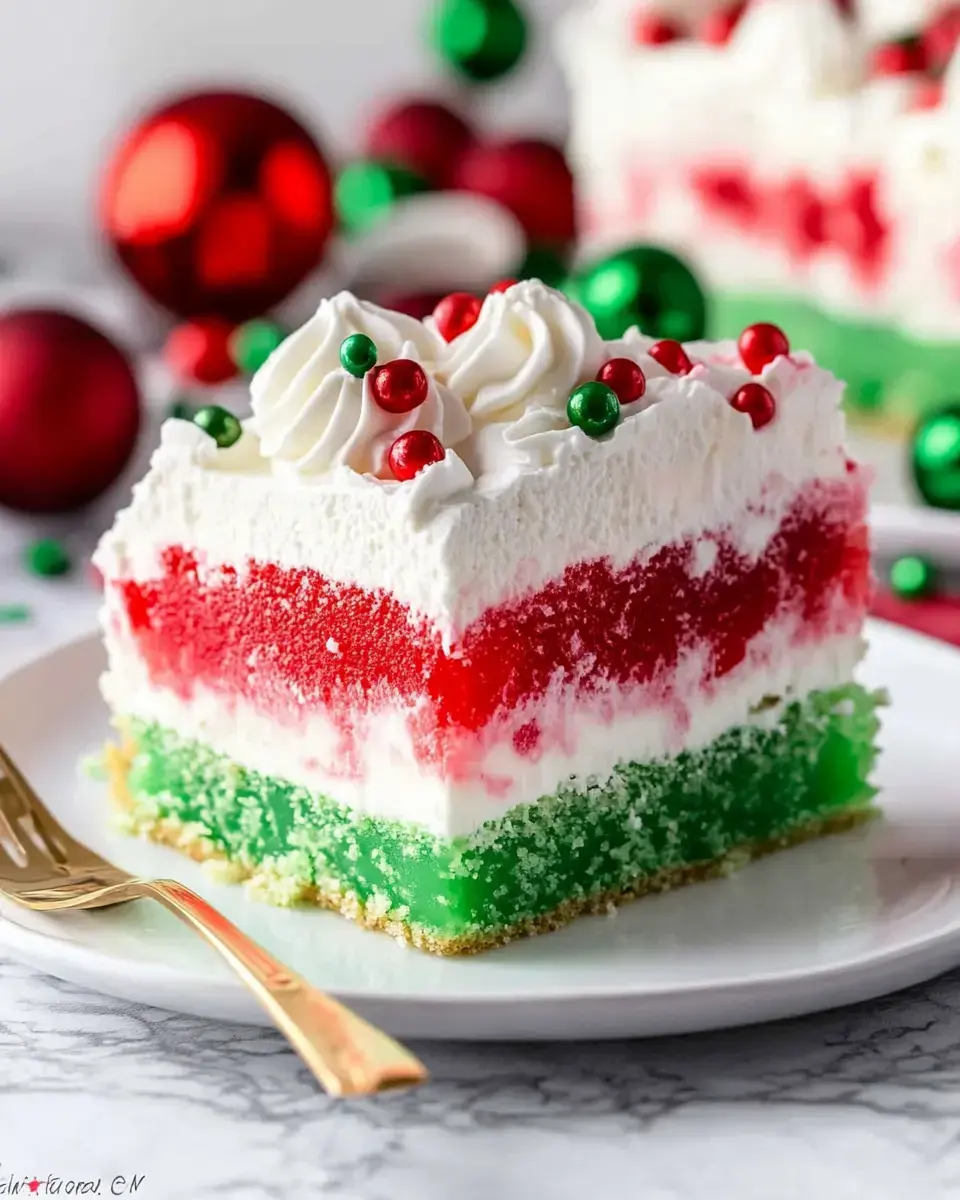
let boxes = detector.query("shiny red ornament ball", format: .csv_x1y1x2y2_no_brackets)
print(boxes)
699,2,747,45
738,322,790,374
632,12,685,45
869,37,927,78
648,339,693,375
100,91,334,321
372,359,430,414
365,99,475,189
434,292,483,342
597,358,646,405
490,278,518,293
388,430,445,481
730,382,776,430
924,4,960,72
0,310,141,513
453,139,577,249
165,316,237,384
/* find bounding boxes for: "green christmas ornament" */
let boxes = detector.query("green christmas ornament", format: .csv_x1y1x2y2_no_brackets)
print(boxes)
25,538,71,578
340,333,378,378
193,405,243,449
432,0,528,83
912,405,960,510
889,554,936,600
567,381,620,438
516,245,568,289
335,160,429,235
570,246,707,341
230,319,286,375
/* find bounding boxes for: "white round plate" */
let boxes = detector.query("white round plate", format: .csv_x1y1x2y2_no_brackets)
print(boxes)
1,622,960,1041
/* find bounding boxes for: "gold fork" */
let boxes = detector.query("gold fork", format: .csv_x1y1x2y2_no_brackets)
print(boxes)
0,742,428,1096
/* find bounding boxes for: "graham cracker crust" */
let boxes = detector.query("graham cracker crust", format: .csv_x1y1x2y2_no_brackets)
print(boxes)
105,736,874,957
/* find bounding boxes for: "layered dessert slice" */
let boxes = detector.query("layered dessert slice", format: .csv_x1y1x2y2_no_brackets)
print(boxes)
95,283,880,954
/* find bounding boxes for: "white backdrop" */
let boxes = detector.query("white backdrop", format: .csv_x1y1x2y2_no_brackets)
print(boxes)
0,0,576,262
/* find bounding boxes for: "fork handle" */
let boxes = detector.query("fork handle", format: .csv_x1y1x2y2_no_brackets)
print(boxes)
135,878,427,1095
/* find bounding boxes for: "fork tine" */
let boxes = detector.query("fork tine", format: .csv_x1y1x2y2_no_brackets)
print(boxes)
0,743,88,863
0,774,52,870
0,776,29,859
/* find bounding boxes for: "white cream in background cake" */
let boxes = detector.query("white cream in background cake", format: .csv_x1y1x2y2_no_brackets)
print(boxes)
559,0,960,438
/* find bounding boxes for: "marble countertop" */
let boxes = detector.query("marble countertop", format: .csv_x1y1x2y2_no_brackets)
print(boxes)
0,378,955,1200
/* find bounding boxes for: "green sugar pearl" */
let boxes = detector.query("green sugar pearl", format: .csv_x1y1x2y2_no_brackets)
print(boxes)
567,381,621,438
340,333,378,378
230,319,286,375
912,405,960,510
193,405,243,449
889,554,936,600
25,538,71,578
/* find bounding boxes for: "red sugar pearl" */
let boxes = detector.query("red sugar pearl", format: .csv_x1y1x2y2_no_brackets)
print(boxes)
648,339,693,375
388,430,445,481
869,38,927,78
633,12,685,45
489,278,518,293
371,359,429,414
738,322,790,374
700,2,747,45
433,292,482,342
597,357,646,405
730,382,776,430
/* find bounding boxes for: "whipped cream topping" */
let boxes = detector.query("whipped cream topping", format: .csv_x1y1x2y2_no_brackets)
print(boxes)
249,292,470,477
188,283,846,513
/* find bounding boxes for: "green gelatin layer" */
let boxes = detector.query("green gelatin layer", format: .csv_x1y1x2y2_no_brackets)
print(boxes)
116,683,882,953
711,293,960,431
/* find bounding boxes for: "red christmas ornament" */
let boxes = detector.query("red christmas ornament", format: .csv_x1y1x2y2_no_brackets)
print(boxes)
597,358,646,405
433,292,483,342
648,339,693,375
490,278,518,293
0,310,140,513
100,91,334,321
869,37,927,78
632,12,685,45
164,316,237,384
924,4,960,73
699,2,747,45
388,430,445,481
730,382,777,430
372,359,430,413
365,99,475,189
453,139,577,249
738,322,790,374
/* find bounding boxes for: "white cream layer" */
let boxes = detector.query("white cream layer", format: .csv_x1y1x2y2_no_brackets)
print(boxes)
95,346,847,641
561,0,960,340
102,613,864,839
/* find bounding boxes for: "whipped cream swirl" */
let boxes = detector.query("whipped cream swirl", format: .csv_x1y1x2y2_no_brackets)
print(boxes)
436,280,605,423
250,293,470,478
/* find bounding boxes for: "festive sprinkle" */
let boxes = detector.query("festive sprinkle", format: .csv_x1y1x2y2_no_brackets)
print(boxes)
729,382,777,430
339,333,378,378
230,319,286,375
0,604,30,624
889,554,936,600
388,430,445,480
567,381,621,437
371,360,430,414
193,406,243,449
24,538,71,578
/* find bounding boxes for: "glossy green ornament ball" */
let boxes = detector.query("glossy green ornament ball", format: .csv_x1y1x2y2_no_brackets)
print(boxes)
340,333,378,378
24,537,71,578
432,0,528,82
567,381,620,437
912,405,960,510
570,246,707,342
335,160,428,234
230,319,286,375
193,405,242,449
889,554,936,600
